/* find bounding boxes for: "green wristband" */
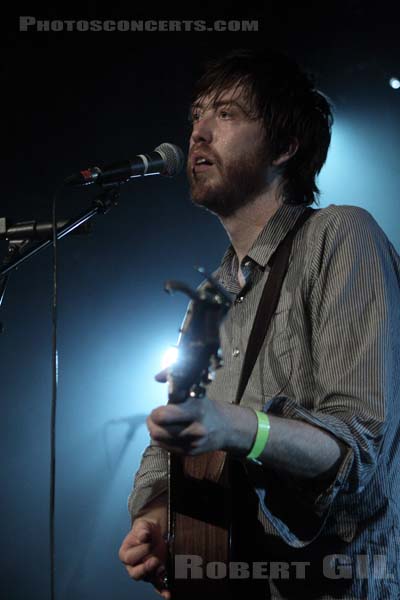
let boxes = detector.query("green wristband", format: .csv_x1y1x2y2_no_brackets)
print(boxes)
247,410,270,460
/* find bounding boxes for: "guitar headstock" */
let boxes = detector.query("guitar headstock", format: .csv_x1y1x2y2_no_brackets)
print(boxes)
164,270,231,404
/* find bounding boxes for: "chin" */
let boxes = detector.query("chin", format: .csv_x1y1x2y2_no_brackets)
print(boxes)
190,191,234,218
190,180,216,205
191,186,220,208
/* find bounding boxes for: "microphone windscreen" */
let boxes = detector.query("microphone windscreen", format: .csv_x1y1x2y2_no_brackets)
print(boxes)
155,143,185,176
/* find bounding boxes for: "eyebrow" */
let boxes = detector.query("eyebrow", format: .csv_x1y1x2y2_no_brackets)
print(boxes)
190,99,249,114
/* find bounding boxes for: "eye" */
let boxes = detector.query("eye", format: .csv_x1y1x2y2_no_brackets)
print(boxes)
219,109,233,119
189,109,202,123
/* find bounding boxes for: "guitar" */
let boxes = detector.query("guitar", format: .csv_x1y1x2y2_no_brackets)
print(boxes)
163,274,233,598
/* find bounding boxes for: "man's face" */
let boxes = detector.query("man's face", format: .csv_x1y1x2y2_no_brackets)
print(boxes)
187,85,270,218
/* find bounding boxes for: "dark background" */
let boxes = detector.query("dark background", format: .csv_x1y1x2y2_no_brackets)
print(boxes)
1,3,399,599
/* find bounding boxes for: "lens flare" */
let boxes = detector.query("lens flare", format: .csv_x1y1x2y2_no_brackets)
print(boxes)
161,346,179,369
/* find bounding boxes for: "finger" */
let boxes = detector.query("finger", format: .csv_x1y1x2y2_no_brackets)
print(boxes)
151,399,202,427
119,522,154,562
176,421,205,440
155,368,169,383
156,564,167,578
147,424,192,453
147,420,202,450
133,522,152,543
125,554,161,581
155,580,172,600
120,542,152,566
150,436,204,455
119,523,151,557
153,565,171,599
147,413,198,439
150,404,191,426
125,559,152,581
143,555,162,574
127,518,153,541
147,418,179,443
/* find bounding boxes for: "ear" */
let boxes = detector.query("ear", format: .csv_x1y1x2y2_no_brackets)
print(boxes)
272,138,299,167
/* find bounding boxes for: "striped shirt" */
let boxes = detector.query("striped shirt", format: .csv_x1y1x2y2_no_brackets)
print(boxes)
128,203,400,599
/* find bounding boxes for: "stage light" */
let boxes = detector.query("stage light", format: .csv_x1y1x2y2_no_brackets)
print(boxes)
389,77,400,90
161,346,179,369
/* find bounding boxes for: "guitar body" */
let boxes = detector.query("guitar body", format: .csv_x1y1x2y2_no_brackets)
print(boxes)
167,451,267,600
168,451,232,599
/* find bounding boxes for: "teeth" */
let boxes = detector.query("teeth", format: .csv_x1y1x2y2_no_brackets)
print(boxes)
196,157,207,164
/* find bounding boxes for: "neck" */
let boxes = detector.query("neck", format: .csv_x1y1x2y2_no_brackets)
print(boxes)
220,180,284,265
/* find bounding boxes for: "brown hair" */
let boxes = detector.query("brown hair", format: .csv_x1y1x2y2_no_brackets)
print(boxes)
192,48,333,206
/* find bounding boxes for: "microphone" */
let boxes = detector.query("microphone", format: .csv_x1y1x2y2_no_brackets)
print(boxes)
64,142,185,187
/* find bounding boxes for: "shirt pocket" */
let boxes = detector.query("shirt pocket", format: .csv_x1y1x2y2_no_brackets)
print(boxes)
270,305,290,337
246,308,293,402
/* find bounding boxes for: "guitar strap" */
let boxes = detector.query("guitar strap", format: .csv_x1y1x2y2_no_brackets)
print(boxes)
234,207,314,405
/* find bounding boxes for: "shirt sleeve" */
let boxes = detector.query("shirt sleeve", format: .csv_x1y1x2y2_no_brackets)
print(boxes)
247,206,400,547
127,440,168,523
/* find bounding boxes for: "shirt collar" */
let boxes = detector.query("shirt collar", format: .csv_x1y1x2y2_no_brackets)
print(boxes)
247,203,307,267
216,203,307,291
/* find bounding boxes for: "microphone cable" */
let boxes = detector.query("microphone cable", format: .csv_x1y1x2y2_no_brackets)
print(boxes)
50,186,62,600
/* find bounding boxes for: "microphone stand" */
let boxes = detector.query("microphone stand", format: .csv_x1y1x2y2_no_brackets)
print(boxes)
0,186,120,332
1,184,121,600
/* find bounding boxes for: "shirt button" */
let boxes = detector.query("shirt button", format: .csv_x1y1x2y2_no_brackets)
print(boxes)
232,348,240,357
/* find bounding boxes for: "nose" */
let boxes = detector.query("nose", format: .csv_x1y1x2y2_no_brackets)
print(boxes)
190,115,213,145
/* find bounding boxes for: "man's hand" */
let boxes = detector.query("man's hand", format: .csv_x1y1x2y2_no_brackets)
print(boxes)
147,395,257,456
119,519,169,598
119,496,170,599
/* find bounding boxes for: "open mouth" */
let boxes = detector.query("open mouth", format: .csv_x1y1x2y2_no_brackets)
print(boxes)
193,156,214,172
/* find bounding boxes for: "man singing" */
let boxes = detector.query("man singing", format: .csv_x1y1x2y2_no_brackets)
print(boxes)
119,49,400,598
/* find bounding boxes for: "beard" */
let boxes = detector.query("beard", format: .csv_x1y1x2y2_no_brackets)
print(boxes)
187,144,270,218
